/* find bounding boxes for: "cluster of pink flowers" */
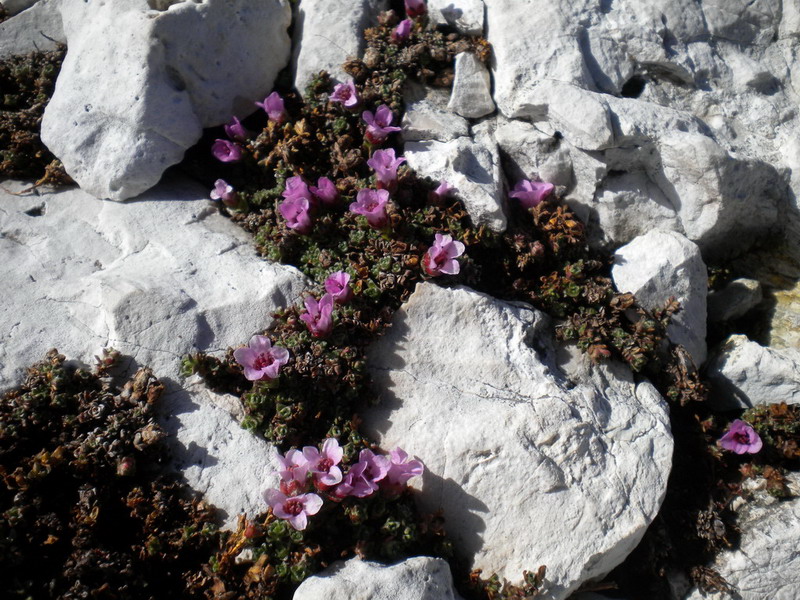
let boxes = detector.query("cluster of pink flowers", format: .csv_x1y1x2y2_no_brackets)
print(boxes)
348,148,407,230
233,335,290,382
278,175,340,234
298,272,354,338
264,438,424,530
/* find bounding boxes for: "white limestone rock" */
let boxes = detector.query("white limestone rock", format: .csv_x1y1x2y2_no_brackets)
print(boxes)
293,557,462,600
402,82,470,142
1,0,39,15
363,283,672,600
707,278,763,323
0,0,64,58
0,177,308,524
405,136,506,232
612,230,708,366
684,474,800,600
447,52,495,119
292,0,388,96
705,335,800,411
427,0,484,35
492,117,573,189
40,0,292,201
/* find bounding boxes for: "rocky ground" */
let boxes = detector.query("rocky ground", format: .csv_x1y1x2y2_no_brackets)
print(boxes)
2,1,800,599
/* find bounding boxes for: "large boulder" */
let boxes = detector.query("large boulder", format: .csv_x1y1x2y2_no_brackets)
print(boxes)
0,0,64,58
40,0,292,200
0,177,308,524
363,283,672,600
612,230,708,366
293,557,462,600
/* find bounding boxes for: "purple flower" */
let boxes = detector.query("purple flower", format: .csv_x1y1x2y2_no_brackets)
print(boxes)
282,175,313,203
224,116,250,142
310,177,339,205
423,233,465,276
362,105,402,145
263,489,322,531
300,294,334,338
277,449,310,484
367,148,405,192
350,188,390,229
405,0,426,17
233,335,290,381
279,196,313,234
719,420,763,454
384,447,424,489
303,438,344,488
211,139,243,163
391,19,412,44
335,449,390,498
324,271,353,304
330,80,360,108
509,179,554,209
210,179,237,207
430,181,453,203
256,91,287,124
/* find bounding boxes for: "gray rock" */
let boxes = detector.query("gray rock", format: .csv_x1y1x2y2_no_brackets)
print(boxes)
612,230,708,366
1,0,39,15
492,117,573,189
427,0,484,35
363,283,672,600
684,473,800,600
705,335,800,411
292,0,387,96
707,278,763,323
293,557,462,600
0,177,308,525
447,52,495,119
402,82,470,142
40,0,292,200
0,0,64,59
405,135,506,232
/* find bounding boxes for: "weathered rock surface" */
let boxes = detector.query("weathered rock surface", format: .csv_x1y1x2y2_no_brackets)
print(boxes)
706,335,800,411
0,0,64,58
1,0,40,16
405,135,506,232
293,557,462,600
427,0,484,35
447,52,494,119
612,230,708,366
363,283,672,600
707,278,763,323
40,0,292,200
0,177,307,523
402,82,470,143
685,474,800,600
292,0,387,96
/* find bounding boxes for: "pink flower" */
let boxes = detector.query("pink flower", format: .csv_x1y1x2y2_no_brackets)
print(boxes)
367,148,405,191
310,177,339,205
279,196,312,234
233,335,290,381
211,139,243,163
210,179,237,207
350,188,390,229
330,80,360,108
303,438,344,487
263,489,322,531
391,19,412,43
335,449,390,498
423,233,465,276
430,181,453,203
300,294,335,338
224,116,250,142
282,176,313,203
324,271,353,304
277,449,310,484
362,105,401,145
257,91,287,124
384,447,424,489
719,420,763,454
509,179,554,208
405,0,426,18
